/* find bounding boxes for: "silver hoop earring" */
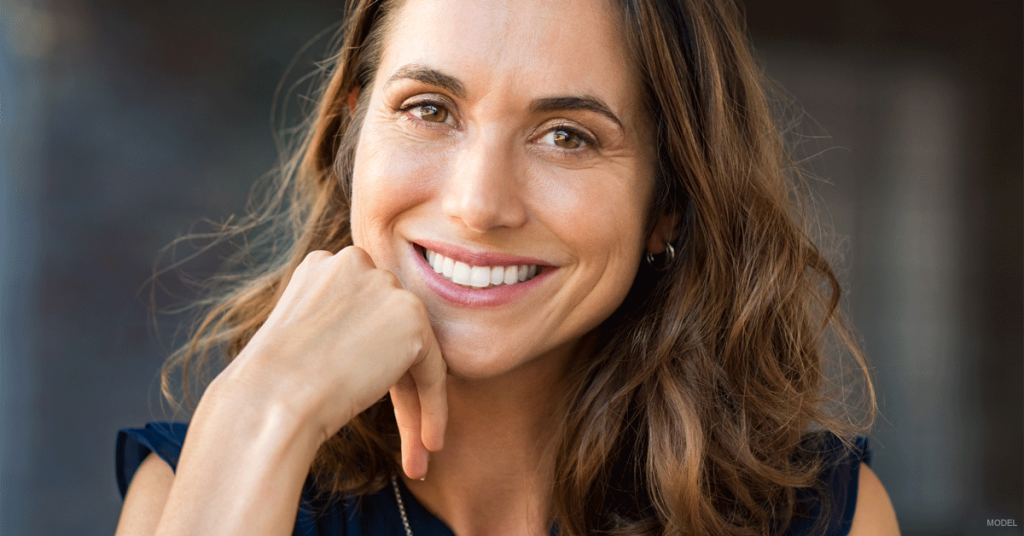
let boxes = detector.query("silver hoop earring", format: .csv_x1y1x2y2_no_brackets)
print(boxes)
645,242,675,271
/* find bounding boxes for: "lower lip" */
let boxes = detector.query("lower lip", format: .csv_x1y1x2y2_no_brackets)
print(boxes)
412,244,554,308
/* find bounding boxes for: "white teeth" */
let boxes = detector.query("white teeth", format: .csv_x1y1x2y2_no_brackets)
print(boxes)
469,266,490,288
452,262,471,285
423,248,540,288
490,266,504,285
503,266,518,285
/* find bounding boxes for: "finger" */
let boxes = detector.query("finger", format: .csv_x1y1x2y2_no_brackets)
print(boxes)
409,327,447,453
390,376,429,480
333,245,378,270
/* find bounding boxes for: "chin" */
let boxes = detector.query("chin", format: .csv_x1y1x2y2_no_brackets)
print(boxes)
432,321,576,382
435,338,524,380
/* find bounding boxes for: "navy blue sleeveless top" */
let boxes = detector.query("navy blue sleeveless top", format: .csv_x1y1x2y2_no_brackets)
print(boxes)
116,422,870,535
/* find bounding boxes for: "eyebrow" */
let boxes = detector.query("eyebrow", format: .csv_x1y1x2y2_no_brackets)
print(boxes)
384,64,624,130
529,96,623,130
385,65,467,99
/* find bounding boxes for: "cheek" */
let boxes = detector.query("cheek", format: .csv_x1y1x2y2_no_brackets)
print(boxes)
537,166,651,262
536,170,651,320
576,198,647,296
350,126,450,246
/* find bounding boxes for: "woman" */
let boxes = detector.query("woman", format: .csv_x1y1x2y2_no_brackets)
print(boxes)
114,0,900,534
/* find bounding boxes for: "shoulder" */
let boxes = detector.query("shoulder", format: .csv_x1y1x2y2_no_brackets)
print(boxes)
785,433,889,536
116,422,189,495
113,421,362,536
847,465,900,536
114,452,176,536
114,423,187,536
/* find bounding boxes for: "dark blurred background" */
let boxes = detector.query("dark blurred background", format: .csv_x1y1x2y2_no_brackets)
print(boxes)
1,1,1020,534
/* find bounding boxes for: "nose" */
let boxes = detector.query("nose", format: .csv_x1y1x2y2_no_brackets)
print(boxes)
441,129,528,233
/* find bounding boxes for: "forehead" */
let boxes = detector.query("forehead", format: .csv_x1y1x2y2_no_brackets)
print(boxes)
377,0,637,116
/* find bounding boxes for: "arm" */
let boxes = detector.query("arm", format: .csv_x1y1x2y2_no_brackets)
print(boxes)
847,465,901,536
112,380,325,536
114,453,174,536
113,247,448,536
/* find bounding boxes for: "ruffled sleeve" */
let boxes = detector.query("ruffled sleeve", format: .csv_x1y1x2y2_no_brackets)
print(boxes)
115,422,188,497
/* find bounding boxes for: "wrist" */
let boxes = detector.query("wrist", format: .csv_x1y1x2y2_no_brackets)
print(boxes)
156,370,328,536
197,366,327,464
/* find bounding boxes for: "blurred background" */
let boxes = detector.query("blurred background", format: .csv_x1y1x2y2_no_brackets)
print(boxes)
0,0,1020,534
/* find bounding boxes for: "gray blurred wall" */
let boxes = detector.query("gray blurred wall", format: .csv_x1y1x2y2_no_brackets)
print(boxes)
1,1,1020,534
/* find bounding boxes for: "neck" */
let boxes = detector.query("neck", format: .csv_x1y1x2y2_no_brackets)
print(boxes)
401,340,582,536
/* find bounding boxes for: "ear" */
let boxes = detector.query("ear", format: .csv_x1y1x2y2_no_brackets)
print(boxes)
347,86,361,115
646,211,679,254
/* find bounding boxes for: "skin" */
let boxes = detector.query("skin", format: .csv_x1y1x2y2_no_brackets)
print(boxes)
114,0,901,534
349,2,661,529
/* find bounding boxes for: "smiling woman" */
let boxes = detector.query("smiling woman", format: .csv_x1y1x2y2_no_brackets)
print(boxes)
113,0,898,535
352,0,659,385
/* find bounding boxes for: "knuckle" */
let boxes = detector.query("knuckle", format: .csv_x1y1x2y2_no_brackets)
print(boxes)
409,334,426,358
295,251,330,276
375,269,401,289
290,251,328,282
302,250,331,265
336,245,373,268
389,291,428,355
395,289,426,316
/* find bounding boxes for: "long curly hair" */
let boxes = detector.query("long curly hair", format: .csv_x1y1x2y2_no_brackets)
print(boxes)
154,0,875,534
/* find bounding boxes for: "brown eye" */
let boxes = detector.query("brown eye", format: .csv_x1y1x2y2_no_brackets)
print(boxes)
552,129,582,149
418,104,448,123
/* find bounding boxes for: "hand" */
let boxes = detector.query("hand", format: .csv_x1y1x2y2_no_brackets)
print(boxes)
224,245,447,479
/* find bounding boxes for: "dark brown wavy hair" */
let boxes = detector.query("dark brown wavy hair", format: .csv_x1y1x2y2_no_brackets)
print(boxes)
154,0,875,534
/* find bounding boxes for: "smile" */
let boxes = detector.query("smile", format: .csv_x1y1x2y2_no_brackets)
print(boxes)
424,248,540,288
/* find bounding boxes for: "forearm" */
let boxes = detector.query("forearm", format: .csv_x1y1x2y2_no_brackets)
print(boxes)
129,247,447,534
153,374,323,536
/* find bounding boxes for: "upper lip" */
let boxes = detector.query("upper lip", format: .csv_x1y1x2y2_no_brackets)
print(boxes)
414,239,552,268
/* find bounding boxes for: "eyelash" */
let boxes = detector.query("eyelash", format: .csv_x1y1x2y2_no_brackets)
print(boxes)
397,98,455,127
546,123,599,152
394,99,600,155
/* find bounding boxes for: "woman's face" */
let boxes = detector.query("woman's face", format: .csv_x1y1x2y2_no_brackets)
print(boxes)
351,0,657,379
